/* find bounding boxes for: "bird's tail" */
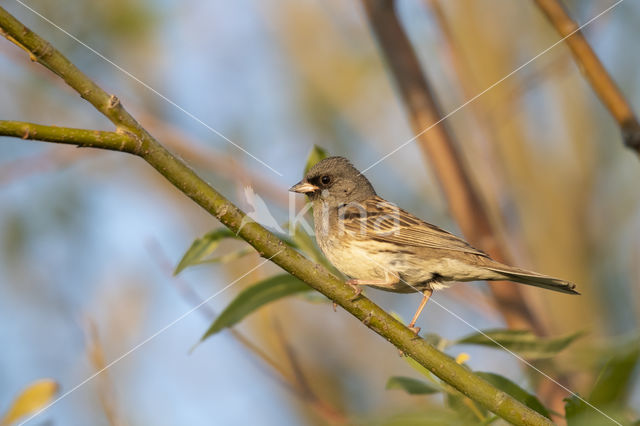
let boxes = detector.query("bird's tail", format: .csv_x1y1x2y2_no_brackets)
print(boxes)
485,264,579,295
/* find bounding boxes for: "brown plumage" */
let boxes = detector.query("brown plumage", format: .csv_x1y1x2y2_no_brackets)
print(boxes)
290,156,578,332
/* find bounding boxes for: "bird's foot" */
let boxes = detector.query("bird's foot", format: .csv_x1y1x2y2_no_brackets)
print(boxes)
346,279,363,301
396,325,423,357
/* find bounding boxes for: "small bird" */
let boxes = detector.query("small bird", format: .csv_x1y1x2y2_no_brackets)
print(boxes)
289,156,578,333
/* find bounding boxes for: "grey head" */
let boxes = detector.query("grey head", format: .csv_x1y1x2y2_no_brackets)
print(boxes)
289,156,376,206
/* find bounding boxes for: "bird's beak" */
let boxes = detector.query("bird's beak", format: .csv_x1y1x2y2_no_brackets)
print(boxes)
289,181,319,194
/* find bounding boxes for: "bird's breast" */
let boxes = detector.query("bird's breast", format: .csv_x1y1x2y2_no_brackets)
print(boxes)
316,229,403,283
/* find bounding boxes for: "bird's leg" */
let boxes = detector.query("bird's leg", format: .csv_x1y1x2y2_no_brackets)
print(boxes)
408,289,433,335
346,276,399,301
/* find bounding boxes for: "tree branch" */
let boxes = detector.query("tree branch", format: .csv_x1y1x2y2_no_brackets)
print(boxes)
360,0,545,334
0,121,139,152
532,0,640,155
0,6,551,425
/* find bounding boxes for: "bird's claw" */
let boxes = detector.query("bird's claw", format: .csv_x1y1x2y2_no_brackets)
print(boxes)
346,279,363,301
408,325,421,335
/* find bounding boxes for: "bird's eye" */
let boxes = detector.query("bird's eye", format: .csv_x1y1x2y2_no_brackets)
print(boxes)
321,175,331,185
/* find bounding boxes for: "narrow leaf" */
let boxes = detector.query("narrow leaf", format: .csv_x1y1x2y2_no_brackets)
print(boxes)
455,329,583,360
445,393,486,424
289,223,339,273
200,274,311,341
381,409,466,426
475,372,550,418
564,395,588,426
565,394,626,426
198,247,255,265
174,228,240,274
588,338,640,407
300,292,330,304
1,379,59,426
304,145,329,175
422,332,450,351
405,355,434,379
385,376,441,395
289,223,322,261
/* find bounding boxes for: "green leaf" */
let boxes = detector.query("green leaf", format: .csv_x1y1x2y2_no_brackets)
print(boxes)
565,394,628,426
405,356,434,379
455,329,583,360
200,274,311,342
289,223,323,262
445,393,486,424
563,395,624,426
300,292,330,304
385,376,441,395
423,332,450,351
304,145,329,175
381,408,466,426
475,372,550,419
287,222,340,273
405,349,456,382
175,228,241,274
197,247,255,265
564,395,589,426
588,338,640,407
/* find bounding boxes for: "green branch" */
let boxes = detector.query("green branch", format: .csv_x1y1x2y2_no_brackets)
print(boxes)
0,6,551,426
0,121,139,152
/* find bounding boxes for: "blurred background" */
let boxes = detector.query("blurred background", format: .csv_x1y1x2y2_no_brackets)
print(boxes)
0,0,638,424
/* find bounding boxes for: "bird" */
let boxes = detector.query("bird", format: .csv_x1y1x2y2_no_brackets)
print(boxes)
289,156,578,334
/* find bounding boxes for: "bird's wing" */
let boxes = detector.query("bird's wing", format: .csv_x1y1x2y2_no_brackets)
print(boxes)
340,196,488,257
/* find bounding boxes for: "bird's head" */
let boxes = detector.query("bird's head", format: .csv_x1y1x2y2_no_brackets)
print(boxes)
289,156,376,206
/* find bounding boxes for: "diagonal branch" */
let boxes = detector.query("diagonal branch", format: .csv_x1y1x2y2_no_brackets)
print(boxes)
360,0,545,334
532,0,640,155
0,6,551,425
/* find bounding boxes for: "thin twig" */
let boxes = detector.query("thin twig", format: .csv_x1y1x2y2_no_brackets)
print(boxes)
533,0,640,155
85,320,125,426
271,318,346,424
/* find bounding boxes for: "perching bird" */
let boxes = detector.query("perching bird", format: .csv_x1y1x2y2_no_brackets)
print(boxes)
289,156,578,333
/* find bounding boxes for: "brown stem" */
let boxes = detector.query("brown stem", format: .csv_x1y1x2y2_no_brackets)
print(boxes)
271,318,346,424
532,0,640,155
424,2,575,414
360,0,545,334
85,321,126,426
